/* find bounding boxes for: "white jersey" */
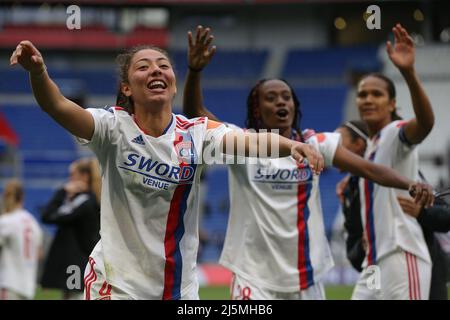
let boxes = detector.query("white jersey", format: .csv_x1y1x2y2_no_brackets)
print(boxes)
220,125,340,292
359,120,430,265
0,208,43,299
78,107,230,300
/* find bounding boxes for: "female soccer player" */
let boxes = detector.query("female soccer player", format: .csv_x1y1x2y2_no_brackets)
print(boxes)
183,25,434,300
350,24,436,300
0,179,43,300
10,40,324,300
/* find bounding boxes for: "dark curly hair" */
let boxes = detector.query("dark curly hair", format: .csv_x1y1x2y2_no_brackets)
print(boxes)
245,78,303,141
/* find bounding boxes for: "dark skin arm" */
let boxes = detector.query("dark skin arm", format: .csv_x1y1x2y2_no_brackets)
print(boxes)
333,145,433,207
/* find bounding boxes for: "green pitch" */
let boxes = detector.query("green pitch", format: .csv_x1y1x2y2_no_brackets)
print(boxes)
34,285,449,300
198,285,355,300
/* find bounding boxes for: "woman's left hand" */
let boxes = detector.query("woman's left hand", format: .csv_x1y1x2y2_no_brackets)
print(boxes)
386,23,415,73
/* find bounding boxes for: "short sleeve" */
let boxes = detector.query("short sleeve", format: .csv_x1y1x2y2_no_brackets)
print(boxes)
384,120,416,159
198,119,232,165
314,132,341,167
204,119,233,149
75,107,117,153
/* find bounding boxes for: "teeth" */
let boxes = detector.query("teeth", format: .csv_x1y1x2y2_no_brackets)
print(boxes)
148,80,166,89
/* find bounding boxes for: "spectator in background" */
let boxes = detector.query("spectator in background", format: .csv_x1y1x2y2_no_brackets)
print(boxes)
40,158,100,300
0,179,43,300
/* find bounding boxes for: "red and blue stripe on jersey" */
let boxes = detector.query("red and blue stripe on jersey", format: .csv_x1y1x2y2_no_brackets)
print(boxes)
162,118,201,300
296,163,314,290
364,150,377,266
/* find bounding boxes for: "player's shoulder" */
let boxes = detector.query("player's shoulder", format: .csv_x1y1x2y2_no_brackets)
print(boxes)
302,128,316,141
303,129,336,143
383,119,408,132
85,106,126,119
174,114,211,130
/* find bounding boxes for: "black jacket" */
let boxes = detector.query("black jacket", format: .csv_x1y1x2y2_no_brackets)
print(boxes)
342,177,450,300
40,188,100,291
416,199,450,300
342,176,366,272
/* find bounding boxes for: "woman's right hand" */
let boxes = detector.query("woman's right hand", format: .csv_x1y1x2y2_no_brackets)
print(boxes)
187,25,216,72
10,40,46,75
291,142,324,175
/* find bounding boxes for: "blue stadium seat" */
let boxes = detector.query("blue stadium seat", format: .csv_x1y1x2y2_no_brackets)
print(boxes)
172,49,268,81
294,84,347,133
318,168,346,237
0,105,78,178
199,166,230,262
201,88,249,126
283,46,381,81
0,68,117,95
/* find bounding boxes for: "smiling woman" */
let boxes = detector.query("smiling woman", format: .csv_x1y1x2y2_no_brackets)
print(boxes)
9,40,324,300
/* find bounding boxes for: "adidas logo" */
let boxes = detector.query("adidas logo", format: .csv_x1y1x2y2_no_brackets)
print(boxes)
131,135,145,145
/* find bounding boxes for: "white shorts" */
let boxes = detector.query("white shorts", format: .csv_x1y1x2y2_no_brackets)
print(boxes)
0,288,27,300
83,255,199,300
230,274,325,300
351,248,431,300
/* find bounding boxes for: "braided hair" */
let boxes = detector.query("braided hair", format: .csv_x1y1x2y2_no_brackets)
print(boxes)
245,78,303,141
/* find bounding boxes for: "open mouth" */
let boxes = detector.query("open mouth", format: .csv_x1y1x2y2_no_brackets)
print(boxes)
275,109,289,119
147,80,167,90
361,108,376,115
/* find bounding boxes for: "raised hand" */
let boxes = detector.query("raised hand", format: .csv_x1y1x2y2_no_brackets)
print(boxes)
10,40,46,75
291,142,324,175
386,24,415,73
187,25,216,72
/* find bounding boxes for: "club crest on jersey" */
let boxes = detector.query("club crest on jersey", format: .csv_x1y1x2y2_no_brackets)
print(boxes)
173,131,197,164
175,141,195,163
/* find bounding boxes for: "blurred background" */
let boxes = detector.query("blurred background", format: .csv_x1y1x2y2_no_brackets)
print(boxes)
0,0,449,299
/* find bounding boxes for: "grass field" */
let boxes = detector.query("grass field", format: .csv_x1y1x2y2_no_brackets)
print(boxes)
35,285,449,300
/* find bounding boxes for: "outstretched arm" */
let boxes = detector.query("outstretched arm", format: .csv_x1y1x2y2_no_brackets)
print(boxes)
333,145,433,207
183,26,220,121
387,24,434,144
10,41,94,140
221,130,324,175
